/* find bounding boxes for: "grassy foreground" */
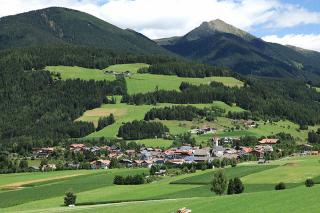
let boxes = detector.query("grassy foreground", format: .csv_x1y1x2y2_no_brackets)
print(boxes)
1,157,319,213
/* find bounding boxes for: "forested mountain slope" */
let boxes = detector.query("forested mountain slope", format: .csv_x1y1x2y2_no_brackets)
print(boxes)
157,19,320,84
0,7,171,55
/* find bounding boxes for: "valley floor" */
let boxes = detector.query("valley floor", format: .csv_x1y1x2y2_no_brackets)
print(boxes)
1,156,319,213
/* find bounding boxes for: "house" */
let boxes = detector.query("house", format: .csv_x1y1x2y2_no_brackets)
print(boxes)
33,147,54,158
259,138,279,145
194,148,211,162
90,160,110,169
126,150,136,157
167,159,185,165
133,160,143,167
70,144,86,152
212,146,225,158
41,164,56,172
140,150,152,160
155,169,167,176
90,146,101,154
141,160,153,168
243,120,257,128
120,159,133,167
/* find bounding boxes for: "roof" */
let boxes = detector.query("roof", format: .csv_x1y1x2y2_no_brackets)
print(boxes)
259,138,279,144
213,146,225,152
70,144,86,148
91,160,110,165
194,149,210,156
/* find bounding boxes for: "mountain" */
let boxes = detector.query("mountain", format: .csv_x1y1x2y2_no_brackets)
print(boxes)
156,19,320,82
0,7,171,55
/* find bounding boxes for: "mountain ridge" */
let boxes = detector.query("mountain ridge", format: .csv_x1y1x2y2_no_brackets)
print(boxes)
156,20,320,82
0,7,172,56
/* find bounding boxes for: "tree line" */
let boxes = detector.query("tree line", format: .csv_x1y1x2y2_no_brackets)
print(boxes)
138,61,231,78
122,79,320,126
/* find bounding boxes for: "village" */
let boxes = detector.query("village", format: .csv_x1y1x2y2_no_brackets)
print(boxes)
30,136,319,172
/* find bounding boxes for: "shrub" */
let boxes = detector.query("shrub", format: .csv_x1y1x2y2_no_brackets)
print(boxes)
233,177,244,194
227,179,234,195
64,192,76,206
275,182,286,190
305,178,314,187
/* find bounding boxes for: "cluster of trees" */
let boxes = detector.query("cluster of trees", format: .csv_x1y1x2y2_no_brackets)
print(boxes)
138,61,231,78
123,78,320,126
308,129,320,144
0,154,30,174
113,174,145,185
211,170,244,195
172,133,197,147
144,105,224,122
117,120,169,140
145,106,203,121
96,114,115,131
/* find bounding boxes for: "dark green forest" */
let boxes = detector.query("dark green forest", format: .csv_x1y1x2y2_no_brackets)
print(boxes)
117,120,169,140
123,80,320,126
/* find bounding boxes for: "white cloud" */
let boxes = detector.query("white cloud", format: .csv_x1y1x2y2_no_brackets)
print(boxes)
0,0,319,40
262,34,320,52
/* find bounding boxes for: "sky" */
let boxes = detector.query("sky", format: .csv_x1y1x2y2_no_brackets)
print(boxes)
0,0,320,51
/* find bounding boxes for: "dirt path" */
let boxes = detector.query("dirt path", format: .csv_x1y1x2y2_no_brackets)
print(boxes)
1,174,83,190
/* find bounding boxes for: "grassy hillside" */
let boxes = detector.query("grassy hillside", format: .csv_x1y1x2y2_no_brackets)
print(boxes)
46,64,243,94
2,157,320,212
0,7,171,55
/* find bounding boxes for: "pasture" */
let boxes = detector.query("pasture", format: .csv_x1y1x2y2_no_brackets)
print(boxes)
45,64,243,94
2,157,320,213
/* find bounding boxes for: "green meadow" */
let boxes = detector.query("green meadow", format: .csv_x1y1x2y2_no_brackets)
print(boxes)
46,64,243,94
2,157,320,213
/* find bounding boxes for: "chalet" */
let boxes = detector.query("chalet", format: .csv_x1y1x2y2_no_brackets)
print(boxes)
90,160,110,169
259,138,279,145
194,148,211,162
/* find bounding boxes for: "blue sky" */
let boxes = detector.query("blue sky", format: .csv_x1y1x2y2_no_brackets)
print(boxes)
1,0,320,51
